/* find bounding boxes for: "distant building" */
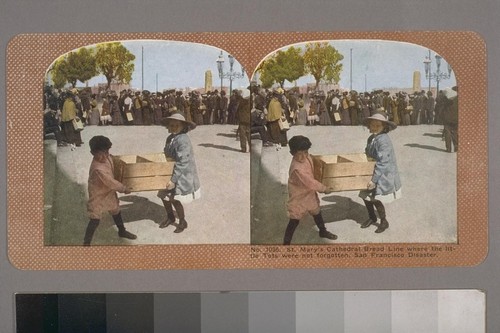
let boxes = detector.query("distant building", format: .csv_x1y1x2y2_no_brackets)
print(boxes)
90,82,131,95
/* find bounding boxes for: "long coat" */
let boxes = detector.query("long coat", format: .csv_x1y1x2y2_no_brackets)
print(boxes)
340,97,351,125
61,97,77,122
87,155,127,219
61,97,82,145
267,97,282,122
316,100,331,125
365,132,401,196
88,98,100,125
163,133,201,201
287,155,327,220
110,100,124,125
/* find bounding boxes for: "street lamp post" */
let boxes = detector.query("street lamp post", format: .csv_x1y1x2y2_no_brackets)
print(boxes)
216,50,245,96
423,50,452,94
216,52,224,93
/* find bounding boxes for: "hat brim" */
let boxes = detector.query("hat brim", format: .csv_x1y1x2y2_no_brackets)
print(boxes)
363,116,397,131
160,116,197,131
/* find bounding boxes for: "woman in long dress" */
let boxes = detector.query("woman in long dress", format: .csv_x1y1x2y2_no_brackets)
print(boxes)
87,94,100,126
316,92,331,126
110,95,124,125
60,91,83,148
295,95,307,125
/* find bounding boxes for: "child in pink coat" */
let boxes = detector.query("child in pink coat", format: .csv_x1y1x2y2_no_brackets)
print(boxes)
83,135,137,245
283,135,338,245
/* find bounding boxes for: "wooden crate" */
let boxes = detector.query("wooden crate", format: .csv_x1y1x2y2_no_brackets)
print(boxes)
112,153,175,192
311,153,375,192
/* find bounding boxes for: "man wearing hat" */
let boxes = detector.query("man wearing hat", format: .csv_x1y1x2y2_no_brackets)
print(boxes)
189,92,204,126
141,90,153,125
152,92,163,125
398,93,410,126
121,91,133,125
349,90,360,126
419,90,428,124
204,91,213,125
132,91,143,125
79,89,91,124
220,90,228,124
339,91,351,125
174,90,185,114
424,91,435,125
382,91,392,121
157,112,200,233
441,87,458,152
358,112,402,233
237,93,252,153
227,90,240,125
411,91,422,125
211,90,221,124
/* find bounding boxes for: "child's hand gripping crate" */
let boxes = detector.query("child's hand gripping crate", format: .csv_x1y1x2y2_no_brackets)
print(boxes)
112,153,175,192
311,153,375,192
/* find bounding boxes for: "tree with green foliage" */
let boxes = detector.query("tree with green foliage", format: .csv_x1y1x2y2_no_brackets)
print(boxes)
48,47,97,88
65,47,97,87
95,42,135,89
257,59,276,89
303,42,343,89
257,46,304,88
50,57,68,89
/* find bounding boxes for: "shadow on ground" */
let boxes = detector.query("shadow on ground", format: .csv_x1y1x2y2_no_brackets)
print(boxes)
404,143,448,152
119,195,165,225
198,143,242,152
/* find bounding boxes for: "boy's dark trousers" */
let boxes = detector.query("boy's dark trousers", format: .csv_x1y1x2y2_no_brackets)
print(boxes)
83,212,136,245
283,213,331,245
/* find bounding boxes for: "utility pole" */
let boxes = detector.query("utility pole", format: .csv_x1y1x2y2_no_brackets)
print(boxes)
141,46,144,91
350,48,353,91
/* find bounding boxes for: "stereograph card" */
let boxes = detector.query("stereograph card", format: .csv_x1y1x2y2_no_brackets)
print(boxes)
6,31,487,270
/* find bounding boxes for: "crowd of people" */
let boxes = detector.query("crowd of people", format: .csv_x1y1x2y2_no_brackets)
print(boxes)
250,83,459,152
247,82,458,244
43,86,248,149
43,83,458,245
44,83,458,154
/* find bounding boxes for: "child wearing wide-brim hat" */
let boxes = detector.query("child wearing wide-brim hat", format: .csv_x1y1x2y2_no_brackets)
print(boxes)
157,112,201,233
362,112,397,131
359,112,402,233
160,111,197,131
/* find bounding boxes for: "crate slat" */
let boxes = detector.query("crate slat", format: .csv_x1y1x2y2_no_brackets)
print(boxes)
322,175,372,191
122,162,174,178
312,153,375,192
121,176,171,192
322,161,374,178
112,153,175,192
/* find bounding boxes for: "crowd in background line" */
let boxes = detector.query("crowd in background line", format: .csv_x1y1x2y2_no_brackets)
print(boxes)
43,86,248,149
252,87,453,127
250,83,459,152
44,83,458,153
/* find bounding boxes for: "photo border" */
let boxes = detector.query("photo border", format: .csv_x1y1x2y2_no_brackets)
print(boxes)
6,31,487,270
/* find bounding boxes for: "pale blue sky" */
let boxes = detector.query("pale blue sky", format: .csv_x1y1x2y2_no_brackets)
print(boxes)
53,39,455,93
84,40,249,92
265,39,457,92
